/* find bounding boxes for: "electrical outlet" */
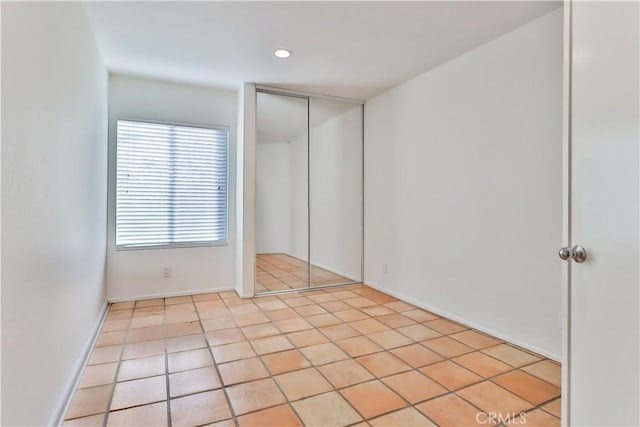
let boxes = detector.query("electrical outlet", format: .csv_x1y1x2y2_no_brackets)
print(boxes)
163,267,171,278
383,264,388,275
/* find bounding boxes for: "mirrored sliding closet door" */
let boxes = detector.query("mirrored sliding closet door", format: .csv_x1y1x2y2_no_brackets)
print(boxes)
309,98,363,288
255,91,309,293
255,89,363,294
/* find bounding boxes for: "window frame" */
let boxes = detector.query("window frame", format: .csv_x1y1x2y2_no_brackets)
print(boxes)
115,118,230,251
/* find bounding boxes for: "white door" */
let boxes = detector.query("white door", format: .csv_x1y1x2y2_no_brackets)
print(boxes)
567,1,639,425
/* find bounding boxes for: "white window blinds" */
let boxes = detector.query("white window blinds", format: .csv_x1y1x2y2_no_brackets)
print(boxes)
116,120,228,249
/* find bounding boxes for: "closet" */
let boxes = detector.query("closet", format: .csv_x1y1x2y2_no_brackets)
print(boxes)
254,89,363,294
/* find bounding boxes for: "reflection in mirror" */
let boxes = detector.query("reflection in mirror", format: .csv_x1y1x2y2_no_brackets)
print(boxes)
255,92,309,293
309,99,364,287
255,90,364,294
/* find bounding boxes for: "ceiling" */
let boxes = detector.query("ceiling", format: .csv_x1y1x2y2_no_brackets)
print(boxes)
83,1,560,100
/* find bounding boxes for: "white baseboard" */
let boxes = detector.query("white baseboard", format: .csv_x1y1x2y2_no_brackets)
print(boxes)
365,280,561,362
50,301,109,426
107,286,235,303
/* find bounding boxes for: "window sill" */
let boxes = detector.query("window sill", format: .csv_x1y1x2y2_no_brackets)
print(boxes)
115,241,228,251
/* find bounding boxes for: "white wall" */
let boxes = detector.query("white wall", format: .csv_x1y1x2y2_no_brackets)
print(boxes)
256,143,291,253
107,75,237,300
364,9,563,358
1,2,108,425
309,104,363,281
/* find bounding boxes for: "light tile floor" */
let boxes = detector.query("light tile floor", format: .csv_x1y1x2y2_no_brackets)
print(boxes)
64,284,561,426
256,254,354,293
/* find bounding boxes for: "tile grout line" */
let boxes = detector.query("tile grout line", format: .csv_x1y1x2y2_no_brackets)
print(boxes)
163,299,173,427
257,260,294,292
250,288,561,424
272,299,373,425
69,284,560,426
344,306,561,422
256,254,356,293
268,289,453,425
292,286,560,423
102,302,134,427
343,294,561,389
343,290,561,423
217,289,562,423
214,285,349,423
227,285,376,423
233,307,311,424
224,291,315,422
195,294,240,427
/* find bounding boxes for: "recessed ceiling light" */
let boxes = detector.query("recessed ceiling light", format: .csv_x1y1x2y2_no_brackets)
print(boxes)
274,48,292,59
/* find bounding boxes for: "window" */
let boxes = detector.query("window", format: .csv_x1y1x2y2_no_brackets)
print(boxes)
116,120,228,249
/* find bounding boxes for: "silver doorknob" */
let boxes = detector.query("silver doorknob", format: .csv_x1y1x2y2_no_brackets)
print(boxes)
559,247,571,260
571,245,587,263
559,245,588,262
